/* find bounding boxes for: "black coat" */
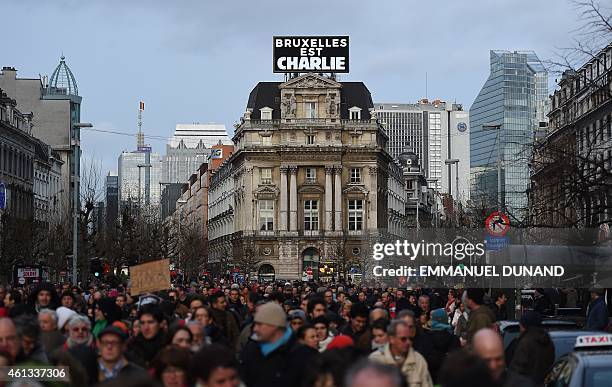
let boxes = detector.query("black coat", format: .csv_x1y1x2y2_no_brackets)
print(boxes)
239,334,304,387
127,331,165,368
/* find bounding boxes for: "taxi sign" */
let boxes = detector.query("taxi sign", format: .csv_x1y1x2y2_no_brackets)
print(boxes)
575,334,612,349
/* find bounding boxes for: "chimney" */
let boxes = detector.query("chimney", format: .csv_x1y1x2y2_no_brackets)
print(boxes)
1,67,17,80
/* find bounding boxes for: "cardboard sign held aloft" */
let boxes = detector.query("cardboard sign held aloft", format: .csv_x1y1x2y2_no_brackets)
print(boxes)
130,259,171,296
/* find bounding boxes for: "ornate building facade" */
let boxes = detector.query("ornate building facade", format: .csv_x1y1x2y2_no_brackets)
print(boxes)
208,74,405,281
530,43,612,228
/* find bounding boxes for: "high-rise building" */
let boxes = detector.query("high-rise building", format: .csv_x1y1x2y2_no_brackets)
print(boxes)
118,150,162,207
162,124,231,184
104,172,119,228
470,50,549,220
0,57,83,216
374,100,470,202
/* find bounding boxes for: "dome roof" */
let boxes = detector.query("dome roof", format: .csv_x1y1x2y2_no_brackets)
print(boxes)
47,55,78,96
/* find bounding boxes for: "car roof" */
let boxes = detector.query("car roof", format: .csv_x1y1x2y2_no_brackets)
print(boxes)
549,330,604,338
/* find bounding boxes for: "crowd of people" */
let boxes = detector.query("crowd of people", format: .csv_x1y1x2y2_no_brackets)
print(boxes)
0,280,607,387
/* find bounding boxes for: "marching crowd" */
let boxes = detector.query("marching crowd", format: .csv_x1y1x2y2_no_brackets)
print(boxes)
0,281,607,387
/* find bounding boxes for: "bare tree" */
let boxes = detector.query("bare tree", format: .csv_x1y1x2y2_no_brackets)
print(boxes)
547,0,611,74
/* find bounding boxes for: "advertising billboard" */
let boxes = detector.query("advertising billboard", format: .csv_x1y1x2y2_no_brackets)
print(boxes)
273,36,349,73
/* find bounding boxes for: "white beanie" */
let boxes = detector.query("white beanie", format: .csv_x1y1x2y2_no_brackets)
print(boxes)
56,307,77,331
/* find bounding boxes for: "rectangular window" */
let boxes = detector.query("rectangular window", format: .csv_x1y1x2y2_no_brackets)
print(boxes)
350,110,360,120
304,200,319,231
260,168,272,184
348,199,363,231
306,168,316,183
350,168,361,183
261,110,272,120
305,102,317,119
259,200,274,231
306,134,315,145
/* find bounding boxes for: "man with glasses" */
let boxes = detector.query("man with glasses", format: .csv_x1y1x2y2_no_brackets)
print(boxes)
369,320,433,387
97,326,145,383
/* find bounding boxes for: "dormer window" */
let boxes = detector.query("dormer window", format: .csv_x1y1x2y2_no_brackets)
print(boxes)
260,107,273,121
349,106,362,120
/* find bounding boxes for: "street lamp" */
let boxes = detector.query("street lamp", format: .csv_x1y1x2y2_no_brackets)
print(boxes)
72,122,93,286
482,123,503,212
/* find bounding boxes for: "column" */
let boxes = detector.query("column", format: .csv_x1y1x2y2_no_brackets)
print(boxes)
334,165,342,231
289,165,298,231
325,166,333,231
244,168,253,232
280,166,288,231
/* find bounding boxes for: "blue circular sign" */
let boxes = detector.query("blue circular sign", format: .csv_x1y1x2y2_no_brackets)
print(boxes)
457,122,467,132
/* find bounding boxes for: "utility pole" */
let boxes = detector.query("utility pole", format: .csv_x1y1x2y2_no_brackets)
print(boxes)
72,122,93,286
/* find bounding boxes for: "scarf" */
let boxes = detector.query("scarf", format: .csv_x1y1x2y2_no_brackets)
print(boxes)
259,326,292,357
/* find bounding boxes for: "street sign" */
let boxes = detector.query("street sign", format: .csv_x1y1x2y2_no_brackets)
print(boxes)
306,267,313,276
485,211,510,236
485,235,510,251
0,183,6,210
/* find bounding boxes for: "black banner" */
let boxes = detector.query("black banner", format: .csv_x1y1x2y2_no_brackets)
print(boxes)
273,36,349,73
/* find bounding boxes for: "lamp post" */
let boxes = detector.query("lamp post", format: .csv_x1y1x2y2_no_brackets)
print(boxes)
176,198,187,282
482,123,503,212
72,122,93,286
445,159,460,227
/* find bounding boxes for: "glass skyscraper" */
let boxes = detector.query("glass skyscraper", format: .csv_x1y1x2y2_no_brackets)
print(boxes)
470,50,549,220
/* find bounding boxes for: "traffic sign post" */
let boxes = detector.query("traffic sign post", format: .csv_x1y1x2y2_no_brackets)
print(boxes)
485,211,510,236
485,211,510,251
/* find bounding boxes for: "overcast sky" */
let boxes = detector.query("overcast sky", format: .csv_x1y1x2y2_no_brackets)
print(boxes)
4,0,585,176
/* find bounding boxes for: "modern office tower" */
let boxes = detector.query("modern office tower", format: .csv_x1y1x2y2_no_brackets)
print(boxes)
374,100,470,202
470,50,549,220
118,149,162,207
162,123,231,184
104,172,119,228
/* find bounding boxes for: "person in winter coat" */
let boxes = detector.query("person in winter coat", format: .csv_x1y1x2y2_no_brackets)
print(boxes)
127,304,166,368
369,320,433,387
504,311,554,386
239,302,303,387
586,287,609,331
209,291,240,349
424,308,461,383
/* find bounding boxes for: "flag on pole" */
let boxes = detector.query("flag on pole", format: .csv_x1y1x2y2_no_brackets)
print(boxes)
139,101,145,111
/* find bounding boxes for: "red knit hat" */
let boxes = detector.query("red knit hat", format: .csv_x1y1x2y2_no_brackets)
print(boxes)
326,335,354,350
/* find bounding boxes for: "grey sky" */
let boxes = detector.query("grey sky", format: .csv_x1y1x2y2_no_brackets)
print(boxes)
4,0,583,176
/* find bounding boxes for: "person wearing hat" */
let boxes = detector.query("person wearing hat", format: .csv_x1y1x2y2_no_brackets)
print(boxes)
97,326,146,383
239,302,302,387
586,287,609,331
288,309,306,332
422,308,460,384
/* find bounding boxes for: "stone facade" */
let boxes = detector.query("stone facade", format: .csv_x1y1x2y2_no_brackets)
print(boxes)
208,74,406,281
531,43,612,227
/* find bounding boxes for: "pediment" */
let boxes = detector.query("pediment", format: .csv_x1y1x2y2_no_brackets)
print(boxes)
280,74,341,90
343,184,369,194
298,185,324,194
254,185,279,199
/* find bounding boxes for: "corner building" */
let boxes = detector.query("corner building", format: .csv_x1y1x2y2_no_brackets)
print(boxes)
209,74,399,281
